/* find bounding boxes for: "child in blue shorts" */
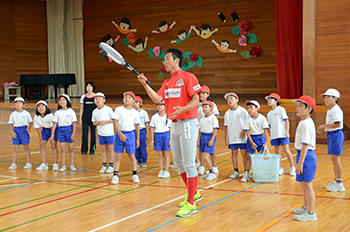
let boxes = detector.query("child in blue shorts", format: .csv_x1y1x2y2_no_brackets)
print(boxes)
292,95,317,221
51,94,77,172
8,97,33,170
150,101,171,178
34,100,59,171
317,89,345,192
198,101,219,181
243,100,269,182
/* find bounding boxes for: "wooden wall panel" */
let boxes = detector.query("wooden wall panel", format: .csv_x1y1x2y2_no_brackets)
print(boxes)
83,0,276,97
315,0,350,125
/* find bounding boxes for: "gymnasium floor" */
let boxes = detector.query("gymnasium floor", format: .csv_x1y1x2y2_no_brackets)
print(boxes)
0,124,349,231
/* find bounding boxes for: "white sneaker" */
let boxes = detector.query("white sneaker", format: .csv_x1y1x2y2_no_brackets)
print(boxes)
206,173,216,181
294,212,317,221
196,162,201,168
198,166,205,175
36,163,48,171
142,163,147,168
106,166,114,173
326,182,345,192
293,205,307,214
241,172,250,182
24,163,32,169
279,167,284,175
9,163,17,170
212,166,219,174
111,175,119,184
132,174,140,183
325,181,336,188
290,166,296,176
171,163,177,169
59,165,66,172
162,171,170,178
137,163,141,167
230,171,240,179
70,165,77,171
203,170,209,179
99,166,107,173
157,170,164,178
52,163,59,171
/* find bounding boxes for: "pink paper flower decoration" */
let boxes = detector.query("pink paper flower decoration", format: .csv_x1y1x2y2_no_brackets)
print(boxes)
238,35,247,46
153,46,161,56
238,21,252,35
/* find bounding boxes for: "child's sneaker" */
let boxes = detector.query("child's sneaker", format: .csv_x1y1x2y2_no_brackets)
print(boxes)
142,163,147,168
106,166,114,173
176,202,197,217
59,165,66,172
279,167,284,175
111,175,119,184
132,174,140,183
36,163,48,171
99,166,107,173
293,205,307,214
171,163,177,169
294,212,317,221
230,171,240,179
137,163,141,167
157,170,164,178
161,170,170,178
8,163,17,170
206,173,216,181
196,162,201,168
23,163,32,169
52,163,59,171
290,166,296,176
179,191,202,207
241,172,250,182
326,182,345,192
212,166,219,174
198,166,205,175
70,165,77,171
325,181,336,188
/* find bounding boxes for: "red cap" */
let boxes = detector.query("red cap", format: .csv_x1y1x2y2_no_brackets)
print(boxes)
123,91,135,99
155,100,165,105
292,95,316,110
265,93,281,102
200,85,210,94
224,92,239,101
202,100,214,109
135,96,143,103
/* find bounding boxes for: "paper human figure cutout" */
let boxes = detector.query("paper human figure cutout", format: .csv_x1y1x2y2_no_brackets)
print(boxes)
152,21,176,34
212,39,237,53
112,17,137,34
171,27,192,44
99,34,120,61
191,24,218,39
128,37,148,53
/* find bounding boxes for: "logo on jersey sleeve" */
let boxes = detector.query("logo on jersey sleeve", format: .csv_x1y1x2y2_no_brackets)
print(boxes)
165,88,181,99
193,84,201,91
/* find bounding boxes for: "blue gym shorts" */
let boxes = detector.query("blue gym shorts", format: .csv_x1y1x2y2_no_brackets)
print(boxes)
58,125,74,143
327,130,344,155
41,126,58,142
246,134,265,154
271,137,290,146
99,134,114,145
154,131,171,151
12,126,30,145
228,143,247,150
296,149,317,182
199,132,216,155
114,130,136,154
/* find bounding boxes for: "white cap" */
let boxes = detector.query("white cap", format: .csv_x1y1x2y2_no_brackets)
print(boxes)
58,94,70,102
321,88,340,98
14,97,25,103
245,100,260,110
36,100,48,107
95,92,105,98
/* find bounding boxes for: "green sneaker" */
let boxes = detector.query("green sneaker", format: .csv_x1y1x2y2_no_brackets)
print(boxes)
179,191,202,207
176,202,197,217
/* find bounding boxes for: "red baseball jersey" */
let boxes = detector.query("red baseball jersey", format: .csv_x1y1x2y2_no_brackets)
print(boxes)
157,69,201,120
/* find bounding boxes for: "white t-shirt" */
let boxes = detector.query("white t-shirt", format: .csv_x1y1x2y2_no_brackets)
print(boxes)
52,108,77,127
243,113,269,135
198,101,219,119
267,106,289,139
8,110,33,127
224,106,249,144
92,105,114,136
150,113,171,133
199,114,219,133
137,109,150,129
294,118,316,150
34,113,54,129
325,104,343,132
112,106,140,132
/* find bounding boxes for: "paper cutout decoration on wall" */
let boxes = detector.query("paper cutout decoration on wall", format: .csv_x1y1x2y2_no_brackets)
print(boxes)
182,51,203,71
171,27,192,44
211,39,237,53
152,21,176,34
112,17,137,35
128,37,148,52
240,45,262,59
122,32,136,46
218,12,227,23
191,24,218,39
158,65,167,79
99,34,120,61
230,10,239,22
147,46,166,59
231,21,258,45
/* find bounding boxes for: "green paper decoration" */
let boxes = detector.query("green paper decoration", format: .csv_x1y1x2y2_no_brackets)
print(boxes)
182,51,203,71
231,25,240,35
240,51,251,59
158,71,165,79
122,37,130,46
147,48,165,59
246,33,258,43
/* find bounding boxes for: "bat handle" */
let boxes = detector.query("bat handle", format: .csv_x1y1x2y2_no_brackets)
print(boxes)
131,69,150,84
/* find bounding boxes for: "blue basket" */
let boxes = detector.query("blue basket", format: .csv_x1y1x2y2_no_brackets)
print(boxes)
250,153,281,183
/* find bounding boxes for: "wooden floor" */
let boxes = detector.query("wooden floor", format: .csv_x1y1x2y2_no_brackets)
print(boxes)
0,124,349,232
